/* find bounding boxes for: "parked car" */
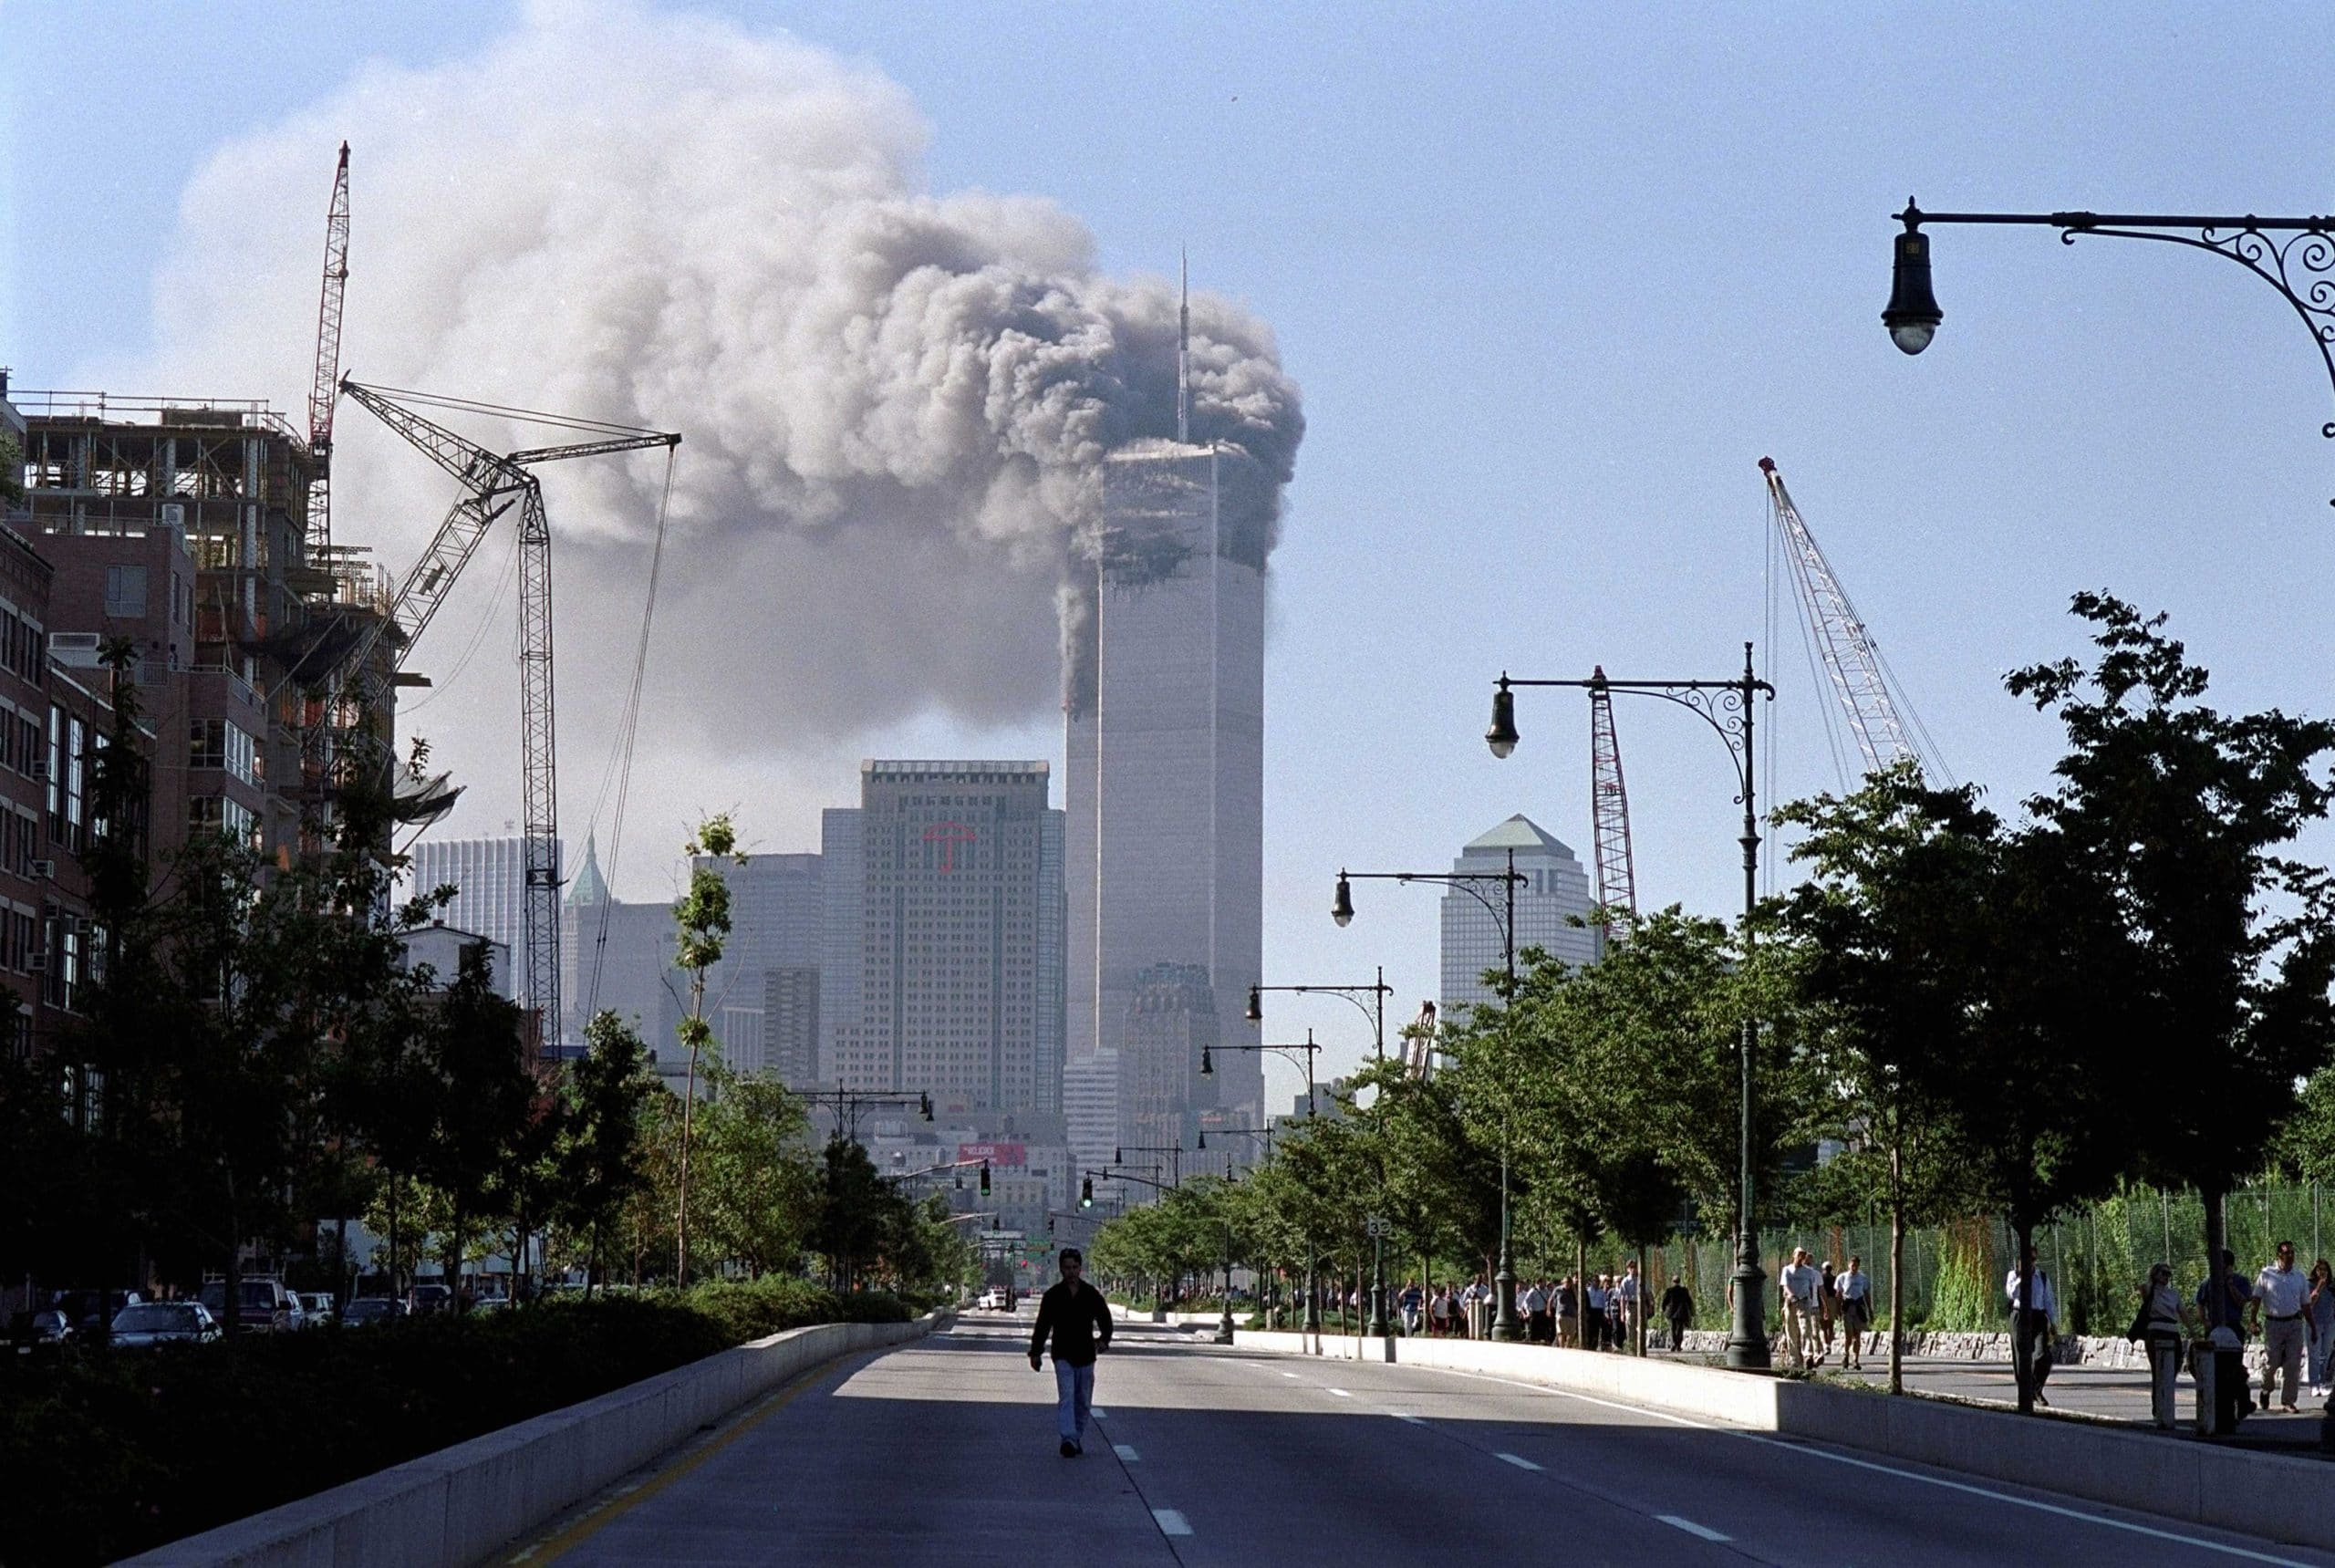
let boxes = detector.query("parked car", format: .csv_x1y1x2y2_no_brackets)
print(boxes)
109,1303,220,1347
197,1278,296,1334
299,1293,337,1326
8,1309,73,1355
52,1289,144,1336
338,1297,403,1328
404,1283,453,1316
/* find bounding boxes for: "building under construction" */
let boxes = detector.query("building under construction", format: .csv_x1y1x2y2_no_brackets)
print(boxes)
6,383,399,869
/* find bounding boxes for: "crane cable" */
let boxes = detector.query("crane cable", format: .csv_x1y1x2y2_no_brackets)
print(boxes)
582,446,679,1025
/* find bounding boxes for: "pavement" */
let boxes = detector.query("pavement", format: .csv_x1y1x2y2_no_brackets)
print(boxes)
504,1307,2334,1566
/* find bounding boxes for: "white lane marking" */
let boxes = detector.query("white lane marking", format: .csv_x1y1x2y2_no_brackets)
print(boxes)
1280,1370,1300,1378
1089,1407,1107,1418
1152,1508,1193,1536
1426,1366,2307,1566
1114,1444,1140,1462
1495,1451,1543,1471
1659,1515,1730,1542
1327,1386,1353,1398
1391,1412,1427,1425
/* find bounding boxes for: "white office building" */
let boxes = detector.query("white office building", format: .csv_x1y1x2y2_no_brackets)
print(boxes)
1439,815,1600,1021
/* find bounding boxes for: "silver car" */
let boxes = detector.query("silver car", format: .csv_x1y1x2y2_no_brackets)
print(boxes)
109,1303,220,1347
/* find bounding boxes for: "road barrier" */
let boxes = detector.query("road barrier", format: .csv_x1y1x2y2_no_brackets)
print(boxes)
123,1313,943,1567
1229,1329,2330,1551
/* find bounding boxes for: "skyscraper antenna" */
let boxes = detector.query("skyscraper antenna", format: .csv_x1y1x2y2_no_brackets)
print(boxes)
1177,248,1190,444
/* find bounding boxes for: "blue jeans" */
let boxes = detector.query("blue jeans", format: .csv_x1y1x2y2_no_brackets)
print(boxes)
1053,1357,1095,1445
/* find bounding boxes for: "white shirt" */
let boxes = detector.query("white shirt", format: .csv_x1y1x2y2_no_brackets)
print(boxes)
2004,1269,2057,1317
1585,1283,1607,1309
1521,1285,1547,1313
1836,1270,1871,1303
2255,1262,2308,1317
1780,1262,1821,1308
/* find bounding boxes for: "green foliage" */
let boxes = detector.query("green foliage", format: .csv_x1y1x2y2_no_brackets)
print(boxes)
0,1281,910,1567
1925,1229,1998,1332
0,431,22,507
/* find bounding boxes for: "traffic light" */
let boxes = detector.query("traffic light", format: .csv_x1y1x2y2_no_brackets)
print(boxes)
918,1092,933,1121
980,1160,991,1196
1080,1176,1094,1209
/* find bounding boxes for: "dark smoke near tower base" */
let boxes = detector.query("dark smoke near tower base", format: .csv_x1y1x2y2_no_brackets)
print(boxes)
119,0,1302,836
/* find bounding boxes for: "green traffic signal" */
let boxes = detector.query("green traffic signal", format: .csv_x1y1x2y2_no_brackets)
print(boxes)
1079,1175,1093,1208
980,1159,991,1196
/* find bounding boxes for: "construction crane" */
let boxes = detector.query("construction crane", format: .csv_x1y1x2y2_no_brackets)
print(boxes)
1587,668,1638,943
1759,457,1946,783
306,143,351,553
338,379,680,1044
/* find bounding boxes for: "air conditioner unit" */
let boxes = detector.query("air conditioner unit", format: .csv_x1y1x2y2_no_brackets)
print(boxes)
27,760,46,781
50,633,99,652
28,859,54,880
159,503,185,530
26,952,47,972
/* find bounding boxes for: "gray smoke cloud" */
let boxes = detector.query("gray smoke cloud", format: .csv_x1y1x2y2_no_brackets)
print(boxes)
112,0,1301,869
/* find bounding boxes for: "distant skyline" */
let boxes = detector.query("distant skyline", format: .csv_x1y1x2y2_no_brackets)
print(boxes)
10,3,2335,1115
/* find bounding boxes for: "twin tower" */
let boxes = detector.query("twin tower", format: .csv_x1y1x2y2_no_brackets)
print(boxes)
1065,437,1267,1158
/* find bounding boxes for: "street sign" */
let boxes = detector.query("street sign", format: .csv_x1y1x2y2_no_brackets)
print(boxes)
1365,1216,1389,1239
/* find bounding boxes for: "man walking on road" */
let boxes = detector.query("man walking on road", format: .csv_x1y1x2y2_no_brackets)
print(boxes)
2251,1241,2308,1413
1029,1248,1113,1457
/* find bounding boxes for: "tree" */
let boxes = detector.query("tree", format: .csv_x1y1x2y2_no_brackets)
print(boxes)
690,1062,818,1278
670,815,739,1282
555,1010,659,1293
2008,593,2335,1371
411,941,533,1312
810,1133,897,1292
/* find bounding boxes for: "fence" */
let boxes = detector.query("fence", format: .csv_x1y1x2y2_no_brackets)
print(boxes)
1573,1184,2330,1335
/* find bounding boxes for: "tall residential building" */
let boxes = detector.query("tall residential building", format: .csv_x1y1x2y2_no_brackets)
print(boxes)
822,761,1064,1112
1439,815,1600,1020
410,836,562,971
1064,441,1265,1140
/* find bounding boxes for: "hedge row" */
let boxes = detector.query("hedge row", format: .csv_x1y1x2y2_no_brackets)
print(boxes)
0,1278,911,1567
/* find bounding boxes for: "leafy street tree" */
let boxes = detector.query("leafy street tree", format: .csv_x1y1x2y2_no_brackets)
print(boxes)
556,1010,659,1293
811,1132,894,1292
413,941,534,1310
670,814,739,1282
2008,594,2335,1360
690,1061,818,1278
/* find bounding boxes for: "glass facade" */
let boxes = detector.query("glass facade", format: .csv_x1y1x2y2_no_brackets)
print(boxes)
1438,815,1601,1021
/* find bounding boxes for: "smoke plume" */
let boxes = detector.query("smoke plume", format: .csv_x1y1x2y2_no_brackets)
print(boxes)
115,1,1302,872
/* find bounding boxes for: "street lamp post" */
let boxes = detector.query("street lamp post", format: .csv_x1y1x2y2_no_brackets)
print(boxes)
1881,202,2335,497
1202,1033,1323,1120
1489,647,1777,1369
1247,971,1394,1059
1334,857,1526,1339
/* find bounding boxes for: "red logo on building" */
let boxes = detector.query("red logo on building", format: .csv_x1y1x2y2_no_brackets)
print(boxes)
922,820,977,873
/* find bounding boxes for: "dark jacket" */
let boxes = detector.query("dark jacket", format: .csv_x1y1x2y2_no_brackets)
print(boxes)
1661,1285,1694,1323
1031,1280,1114,1367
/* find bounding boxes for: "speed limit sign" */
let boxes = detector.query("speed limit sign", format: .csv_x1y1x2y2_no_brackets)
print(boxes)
1365,1215,1389,1239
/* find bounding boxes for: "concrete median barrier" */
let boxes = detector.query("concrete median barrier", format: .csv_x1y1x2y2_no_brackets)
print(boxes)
1228,1328,2332,1551
122,1313,940,1568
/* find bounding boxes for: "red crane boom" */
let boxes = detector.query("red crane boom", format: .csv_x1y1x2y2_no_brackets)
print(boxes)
1588,667,1638,944
306,142,351,550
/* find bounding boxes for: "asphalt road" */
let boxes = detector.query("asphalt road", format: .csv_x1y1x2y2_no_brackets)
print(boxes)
509,1311,2335,1567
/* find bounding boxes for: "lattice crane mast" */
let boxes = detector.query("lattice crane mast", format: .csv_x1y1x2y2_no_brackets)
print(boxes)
338,379,679,1045
306,143,351,552
1760,457,1942,781
1587,668,1638,945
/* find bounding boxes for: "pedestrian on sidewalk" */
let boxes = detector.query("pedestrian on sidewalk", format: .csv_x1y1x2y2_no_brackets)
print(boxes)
1521,1278,1550,1344
2134,1262,2192,1430
2249,1240,2309,1413
2306,1258,2334,1397
2195,1249,2255,1429
1834,1256,1873,1370
1028,1247,1113,1458
1399,1278,1424,1337
2004,1244,2059,1407
1428,1285,1451,1337
1584,1274,1609,1351
1618,1262,1645,1353
1554,1276,1579,1349
1780,1248,1822,1370
1660,1273,1693,1352
1817,1260,1839,1361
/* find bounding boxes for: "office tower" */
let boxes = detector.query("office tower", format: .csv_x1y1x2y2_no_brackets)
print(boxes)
411,836,560,967
822,761,1064,1112
694,850,822,1085
1439,815,1599,1020
1116,962,1218,1154
1061,1049,1119,1204
1064,441,1265,1134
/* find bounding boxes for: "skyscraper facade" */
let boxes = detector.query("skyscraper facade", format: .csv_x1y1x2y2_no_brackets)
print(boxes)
822,761,1064,1112
1439,815,1600,1020
1065,441,1265,1143
411,836,563,972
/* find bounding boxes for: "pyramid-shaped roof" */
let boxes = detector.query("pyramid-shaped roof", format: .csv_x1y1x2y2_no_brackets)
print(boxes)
1463,814,1575,859
566,833,609,908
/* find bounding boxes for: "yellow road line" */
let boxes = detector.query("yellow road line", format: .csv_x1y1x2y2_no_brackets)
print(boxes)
507,1346,875,1563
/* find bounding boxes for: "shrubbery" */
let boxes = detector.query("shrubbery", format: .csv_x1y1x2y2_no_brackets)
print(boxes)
0,1278,911,1567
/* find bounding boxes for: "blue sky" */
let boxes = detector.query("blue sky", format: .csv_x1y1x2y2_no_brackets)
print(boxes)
8,2,2335,1103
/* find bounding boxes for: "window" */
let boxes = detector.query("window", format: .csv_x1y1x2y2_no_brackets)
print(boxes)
188,794,257,846
191,719,258,786
104,565,148,618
